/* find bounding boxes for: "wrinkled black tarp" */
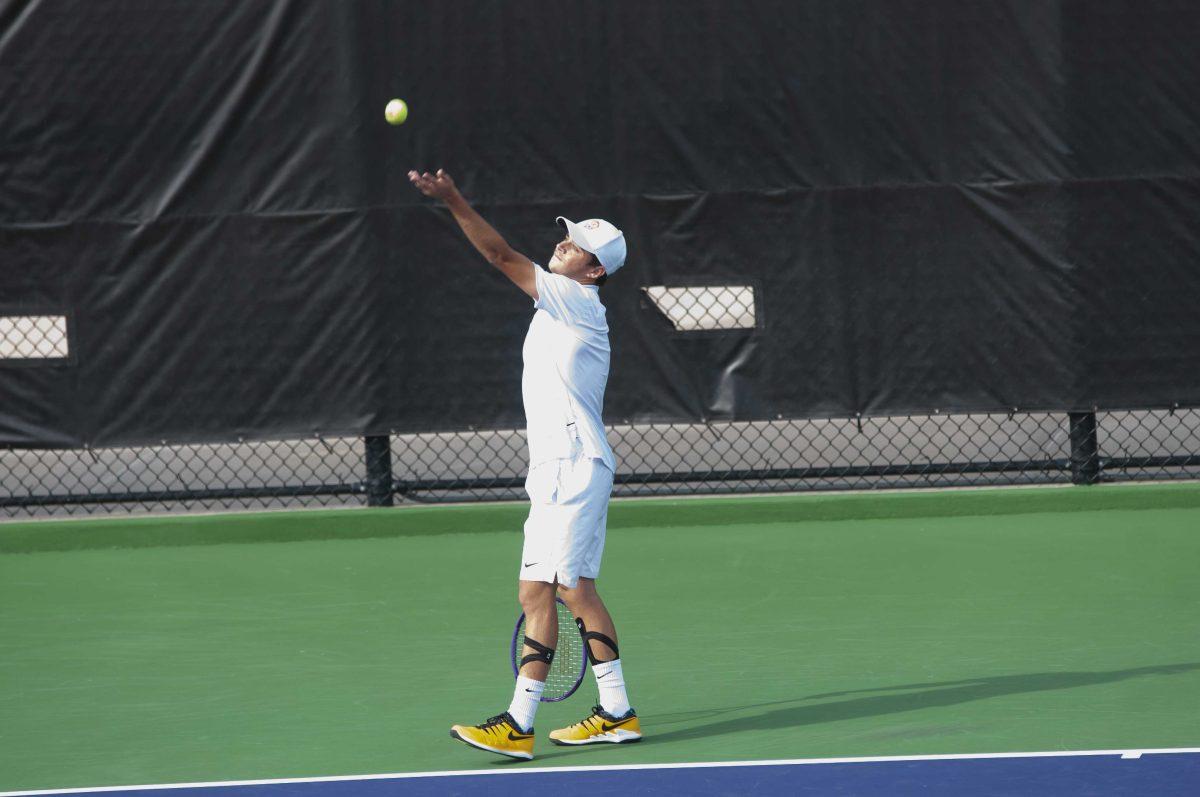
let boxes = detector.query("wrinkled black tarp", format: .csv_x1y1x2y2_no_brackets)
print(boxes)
2,1,1198,446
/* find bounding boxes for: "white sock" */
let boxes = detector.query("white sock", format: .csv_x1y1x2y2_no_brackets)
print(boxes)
507,676,544,732
593,658,631,717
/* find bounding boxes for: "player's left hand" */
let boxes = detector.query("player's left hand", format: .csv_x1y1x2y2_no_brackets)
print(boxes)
408,169,458,201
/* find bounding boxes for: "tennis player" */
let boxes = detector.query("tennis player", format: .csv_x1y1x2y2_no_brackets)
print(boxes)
409,169,642,760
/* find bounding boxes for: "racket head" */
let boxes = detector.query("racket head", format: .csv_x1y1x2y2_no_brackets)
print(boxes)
510,596,587,702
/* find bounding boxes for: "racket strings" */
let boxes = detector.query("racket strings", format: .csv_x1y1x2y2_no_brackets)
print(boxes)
513,600,586,701
546,604,583,693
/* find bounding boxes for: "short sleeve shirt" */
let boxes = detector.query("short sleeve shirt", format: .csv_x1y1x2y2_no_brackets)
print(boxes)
521,266,616,472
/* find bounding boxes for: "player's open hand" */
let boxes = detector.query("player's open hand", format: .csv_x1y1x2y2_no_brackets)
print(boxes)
408,169,458,201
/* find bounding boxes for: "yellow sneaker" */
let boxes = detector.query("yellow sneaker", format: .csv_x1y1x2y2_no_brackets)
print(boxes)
449,712,535,760
549,705,642,745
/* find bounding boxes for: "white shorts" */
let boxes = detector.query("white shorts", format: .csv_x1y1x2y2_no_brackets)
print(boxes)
519,441,614,589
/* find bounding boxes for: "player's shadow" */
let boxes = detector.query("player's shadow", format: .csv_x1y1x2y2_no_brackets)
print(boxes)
640,662,1200,745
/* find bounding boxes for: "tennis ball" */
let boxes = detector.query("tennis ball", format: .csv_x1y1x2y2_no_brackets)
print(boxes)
384,98,408,126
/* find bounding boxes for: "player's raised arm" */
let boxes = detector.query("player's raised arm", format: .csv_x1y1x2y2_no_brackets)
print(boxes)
408,169,538,300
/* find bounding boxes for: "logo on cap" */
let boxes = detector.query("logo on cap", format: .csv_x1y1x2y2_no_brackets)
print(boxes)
583,220,600,230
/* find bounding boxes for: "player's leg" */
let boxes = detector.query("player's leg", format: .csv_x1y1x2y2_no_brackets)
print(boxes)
552,578,641,744
550,456,642,746
510,470,565,728
516,578,560,681
449,466,562,760
448,580,556,760
508,577,558,729
558,577,618,665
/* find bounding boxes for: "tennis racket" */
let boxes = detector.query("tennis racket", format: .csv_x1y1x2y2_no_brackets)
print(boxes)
510,597,587,702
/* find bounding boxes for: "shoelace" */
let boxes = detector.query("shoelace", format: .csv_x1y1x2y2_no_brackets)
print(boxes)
578,705,606,731
479,713,509,730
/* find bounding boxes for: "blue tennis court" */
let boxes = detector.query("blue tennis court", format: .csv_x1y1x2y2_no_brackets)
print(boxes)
5,750,1197,797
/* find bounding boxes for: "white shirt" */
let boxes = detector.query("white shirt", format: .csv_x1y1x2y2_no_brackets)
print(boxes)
521,265,617,472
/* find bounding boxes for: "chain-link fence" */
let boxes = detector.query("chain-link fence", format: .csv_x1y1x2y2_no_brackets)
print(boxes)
3,407,1197,519
6,287,1199,518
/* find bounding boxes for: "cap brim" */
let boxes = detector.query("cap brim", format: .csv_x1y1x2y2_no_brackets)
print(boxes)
556,216,597,256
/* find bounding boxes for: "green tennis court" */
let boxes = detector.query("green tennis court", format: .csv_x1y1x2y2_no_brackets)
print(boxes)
2,483,1198,793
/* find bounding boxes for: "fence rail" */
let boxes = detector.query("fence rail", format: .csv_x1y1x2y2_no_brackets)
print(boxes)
3,408,1198,519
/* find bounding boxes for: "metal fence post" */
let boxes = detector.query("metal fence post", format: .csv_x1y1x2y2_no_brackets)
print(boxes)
1068,411,1100,485
364,434,394,507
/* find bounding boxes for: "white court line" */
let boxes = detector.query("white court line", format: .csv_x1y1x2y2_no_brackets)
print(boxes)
3,747,1198,796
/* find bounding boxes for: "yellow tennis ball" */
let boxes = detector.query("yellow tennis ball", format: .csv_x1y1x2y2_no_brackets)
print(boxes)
384,98,408,126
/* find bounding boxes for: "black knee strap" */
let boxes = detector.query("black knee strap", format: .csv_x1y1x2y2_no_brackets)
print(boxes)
575,617,619,665
519,635,555,670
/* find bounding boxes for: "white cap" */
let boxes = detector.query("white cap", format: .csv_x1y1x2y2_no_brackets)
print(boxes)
556,216,627,276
